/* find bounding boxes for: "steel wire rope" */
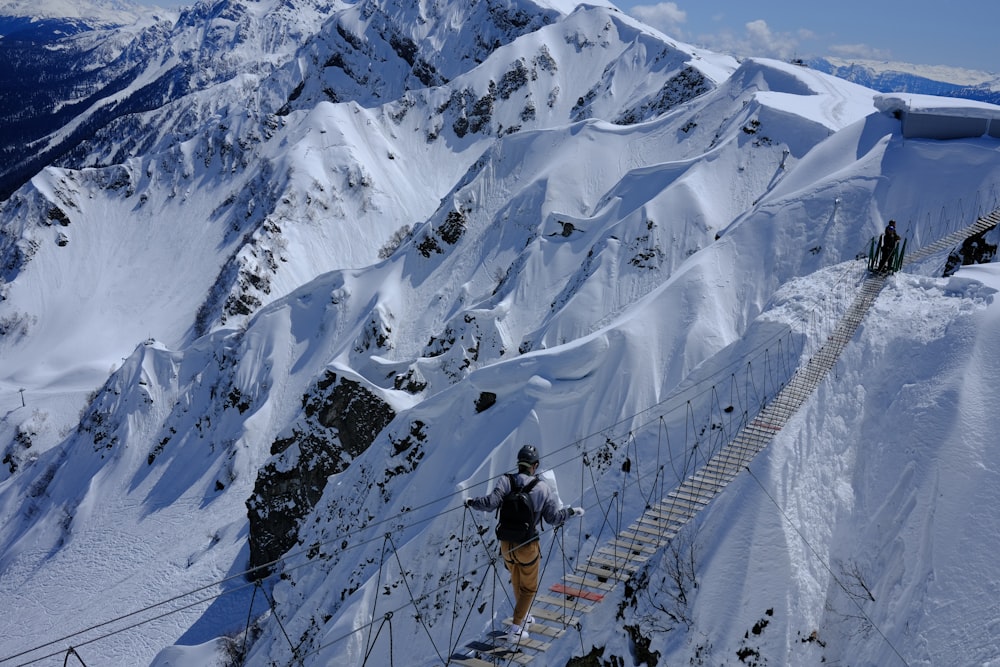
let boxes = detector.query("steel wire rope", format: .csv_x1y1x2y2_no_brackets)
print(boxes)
546,518,610,661
289,525,491,666
360,613,392,667
653,410,663,504
61,648,86,667
634,463,670,545
728,373,741,442
624,431,643,504
685,399,713,497
703,385,726,464
10,516,491,667
657,418,668,503
7,574,262,667
2,282,832,665
650,407,709,534
17,372,780,665
386,532,446,664
447,506,469,652
18,261,925,667
533,324,801,478
744,467,910,667
745,359,765,413
604,478,656,576
623,432,669,532
619,432,637,521
612,483,623,546
442,560,494,664
595,433,683,520
0,553,269,666
580,454,618,574
240,581,260,661
535,322,805,500
257,580,301,665
712,386,735,458
365,534,391,660
577,450,586,560
519,525,562,640
465,507,519,616
294,524,565,665
683,400,699,477
444,554,497,662
554,524,587,657
663,414,685,484
691,389,717,470
61,219,974,664
766,348,778,405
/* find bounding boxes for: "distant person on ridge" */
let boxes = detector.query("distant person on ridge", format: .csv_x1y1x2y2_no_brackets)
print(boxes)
465,445,584,644
878,219,900,272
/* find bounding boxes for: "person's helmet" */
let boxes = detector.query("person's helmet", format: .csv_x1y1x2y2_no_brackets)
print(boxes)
888,220,896,228
517,444,540,465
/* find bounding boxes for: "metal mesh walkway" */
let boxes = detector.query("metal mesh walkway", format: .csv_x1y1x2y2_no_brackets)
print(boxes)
904,209,1000,265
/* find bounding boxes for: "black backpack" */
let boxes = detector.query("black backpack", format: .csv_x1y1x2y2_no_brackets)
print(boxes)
496,474,540,544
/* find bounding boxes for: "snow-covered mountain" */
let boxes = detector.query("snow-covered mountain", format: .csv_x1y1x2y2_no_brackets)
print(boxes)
0,0,154,25
1,1,1000,666
807,56,1000,105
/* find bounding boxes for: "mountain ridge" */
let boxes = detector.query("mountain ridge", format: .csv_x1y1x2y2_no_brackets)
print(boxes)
1,0,1000,665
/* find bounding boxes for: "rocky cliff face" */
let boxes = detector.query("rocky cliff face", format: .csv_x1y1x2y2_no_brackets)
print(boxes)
246,371,395,574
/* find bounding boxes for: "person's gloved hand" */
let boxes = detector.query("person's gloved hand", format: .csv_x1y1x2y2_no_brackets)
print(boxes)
570,507,585,517
465,498,474,508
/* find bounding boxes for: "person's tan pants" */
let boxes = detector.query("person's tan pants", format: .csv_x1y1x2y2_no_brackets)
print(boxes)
500,539,541,627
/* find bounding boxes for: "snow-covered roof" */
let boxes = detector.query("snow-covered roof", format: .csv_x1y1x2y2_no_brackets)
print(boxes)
875,93,1000,139
875,92,1000,119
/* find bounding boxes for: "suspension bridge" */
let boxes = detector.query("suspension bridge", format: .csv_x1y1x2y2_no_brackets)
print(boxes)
447,207,1000,667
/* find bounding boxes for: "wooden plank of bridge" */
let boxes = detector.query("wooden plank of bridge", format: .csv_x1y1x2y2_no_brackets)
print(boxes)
449,656,495,667
562,572,617,591
497,617,567,640
534,592,596,613
551,582,605,602
575,562,632,581
607,537,657,555
528,605,582,626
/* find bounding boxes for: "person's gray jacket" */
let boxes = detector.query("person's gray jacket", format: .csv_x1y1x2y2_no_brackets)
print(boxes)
468,472,573,529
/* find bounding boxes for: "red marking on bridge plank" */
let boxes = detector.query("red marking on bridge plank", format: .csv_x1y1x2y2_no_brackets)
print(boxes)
551,582,604,602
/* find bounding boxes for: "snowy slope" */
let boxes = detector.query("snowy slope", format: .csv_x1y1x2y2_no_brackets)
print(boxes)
0,0,154,23
808,56,1000,105
1,1,1000,666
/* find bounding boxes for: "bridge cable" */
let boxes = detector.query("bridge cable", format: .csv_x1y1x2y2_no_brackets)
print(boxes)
744,466,910,666
1,324,805,664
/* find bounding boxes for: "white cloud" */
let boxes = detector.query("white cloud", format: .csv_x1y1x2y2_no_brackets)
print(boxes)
628,2,687,36
829,42,892,61
691,19,803,62
741,19,799,61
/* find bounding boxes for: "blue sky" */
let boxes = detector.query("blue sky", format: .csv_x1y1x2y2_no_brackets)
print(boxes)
616,0,998,73
135,0,997,73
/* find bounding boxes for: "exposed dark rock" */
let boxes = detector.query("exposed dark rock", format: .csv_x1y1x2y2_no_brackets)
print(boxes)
614,66,710,125
943,224,998,276
474,391,497,413
246,372,395,575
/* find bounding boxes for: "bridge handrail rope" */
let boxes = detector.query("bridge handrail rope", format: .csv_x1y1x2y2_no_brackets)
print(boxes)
0,334,810,666
5,204,998,666
442,205,1000,666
